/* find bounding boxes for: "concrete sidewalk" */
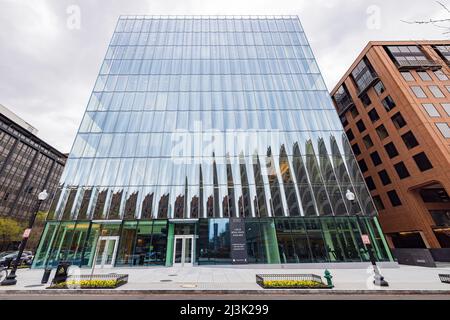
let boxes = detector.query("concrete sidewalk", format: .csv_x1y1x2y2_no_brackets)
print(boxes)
1,263,450,294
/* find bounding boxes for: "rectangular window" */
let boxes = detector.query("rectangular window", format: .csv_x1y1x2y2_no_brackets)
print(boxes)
333,84,355,113
374,81,385,96
417,71,432,81
387,190,402,207
378,170,392,186
382,96,396,112
422,103,440,117
370,151,382,166
436,123,450,138
360,93,372,107
441,103,450,116
430,210,450,227
391,112,407,129
346,128,355,141
413,152,433,172
358,159,368,173
429,85,445,98
394,162,410,179
387,45,434,69
411,86,427,98
420,188,450,203
363,135,374,148
401,131,419,149
384,142,399,158
352,143,361,156
372,195,385,210
349,106,359,118
365,176,376,191
340,114,349,127
376,124,389,140
434,45,450,63
356,119,366,133
351,57,378,93
368,108,380,122
434,70,449,81
401,71,414,82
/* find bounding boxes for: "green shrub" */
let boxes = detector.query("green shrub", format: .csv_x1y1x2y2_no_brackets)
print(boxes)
49,279,124,289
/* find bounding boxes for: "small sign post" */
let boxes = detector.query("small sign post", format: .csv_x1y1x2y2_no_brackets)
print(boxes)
22,228,32,239
361,234,371,245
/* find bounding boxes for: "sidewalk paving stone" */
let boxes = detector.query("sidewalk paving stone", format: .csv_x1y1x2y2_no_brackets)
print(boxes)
0,264,449,293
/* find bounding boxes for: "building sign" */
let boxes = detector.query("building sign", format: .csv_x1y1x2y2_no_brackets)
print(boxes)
361,234,371,245
230,218,248,264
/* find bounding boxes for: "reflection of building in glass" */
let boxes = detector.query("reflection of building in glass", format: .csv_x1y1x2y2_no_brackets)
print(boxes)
213,222,219,251
33,16,392,268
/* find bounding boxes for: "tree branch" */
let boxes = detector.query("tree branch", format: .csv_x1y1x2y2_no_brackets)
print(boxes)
401,1,450,35
437,1,450,13
401,18,450,25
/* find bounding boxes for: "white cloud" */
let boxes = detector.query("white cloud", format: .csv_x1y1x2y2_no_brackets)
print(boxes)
0,0,447,152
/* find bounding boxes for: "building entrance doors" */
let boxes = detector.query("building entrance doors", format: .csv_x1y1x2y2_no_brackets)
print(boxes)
173,235,194,267
94,236,119,268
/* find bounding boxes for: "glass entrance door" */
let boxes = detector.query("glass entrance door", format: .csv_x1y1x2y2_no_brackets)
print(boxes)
94,236,119,268
173,235,194,266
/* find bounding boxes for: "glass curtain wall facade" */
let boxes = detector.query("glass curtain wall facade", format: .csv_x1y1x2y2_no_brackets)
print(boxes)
33,16,392,268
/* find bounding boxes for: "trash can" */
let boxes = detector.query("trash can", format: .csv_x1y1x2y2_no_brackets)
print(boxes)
52,261,70,284
41,268,52,284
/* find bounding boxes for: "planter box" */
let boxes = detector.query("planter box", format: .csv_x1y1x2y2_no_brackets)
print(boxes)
439,274,450,284
47,273,128,289
256,274,333,289
392,249,436,267
430,249,450,262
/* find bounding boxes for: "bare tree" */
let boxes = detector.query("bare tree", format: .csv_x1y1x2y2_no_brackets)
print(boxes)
402,1,450,34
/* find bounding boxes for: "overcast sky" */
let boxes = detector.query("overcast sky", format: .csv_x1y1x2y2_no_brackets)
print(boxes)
0,0,448,153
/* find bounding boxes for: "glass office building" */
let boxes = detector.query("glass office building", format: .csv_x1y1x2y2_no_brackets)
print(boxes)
33,16,392,269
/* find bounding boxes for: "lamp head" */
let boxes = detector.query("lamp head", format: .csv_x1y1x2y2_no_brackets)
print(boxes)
345,190,355,201
38,190,49,201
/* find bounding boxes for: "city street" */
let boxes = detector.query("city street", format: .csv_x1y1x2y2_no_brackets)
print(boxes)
1,292,450,300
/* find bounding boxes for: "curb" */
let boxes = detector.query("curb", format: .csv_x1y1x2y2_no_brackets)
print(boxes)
1,289,450,295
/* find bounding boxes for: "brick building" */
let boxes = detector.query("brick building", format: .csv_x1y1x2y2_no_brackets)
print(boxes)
331,41,450,254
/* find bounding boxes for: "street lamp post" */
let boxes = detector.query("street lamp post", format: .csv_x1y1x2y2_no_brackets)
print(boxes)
345,190,389,287
1,190,49,286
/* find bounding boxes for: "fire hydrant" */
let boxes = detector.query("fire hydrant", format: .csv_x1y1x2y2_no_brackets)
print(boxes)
324,269,334,288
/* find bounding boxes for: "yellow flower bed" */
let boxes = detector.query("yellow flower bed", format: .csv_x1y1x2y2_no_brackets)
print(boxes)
50,279,121,289
262,280,325,288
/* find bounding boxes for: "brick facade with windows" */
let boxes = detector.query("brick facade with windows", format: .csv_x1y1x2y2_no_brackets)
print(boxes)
331,41,450,250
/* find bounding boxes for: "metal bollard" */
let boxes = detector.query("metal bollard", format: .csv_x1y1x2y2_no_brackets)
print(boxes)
41,268,52,284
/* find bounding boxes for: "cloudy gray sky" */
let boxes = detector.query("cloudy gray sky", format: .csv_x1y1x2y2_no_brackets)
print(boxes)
0,0,448,153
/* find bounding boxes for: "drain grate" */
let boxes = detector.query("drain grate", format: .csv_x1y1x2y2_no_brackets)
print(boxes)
180,284,197,288
160,279,173,282
168,274,178,277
